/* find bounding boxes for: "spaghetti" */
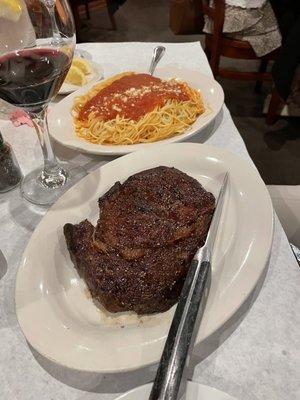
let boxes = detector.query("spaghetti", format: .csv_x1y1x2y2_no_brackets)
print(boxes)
72,72,205,145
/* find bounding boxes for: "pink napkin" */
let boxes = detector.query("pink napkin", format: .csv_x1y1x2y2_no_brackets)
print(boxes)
10,110,34,128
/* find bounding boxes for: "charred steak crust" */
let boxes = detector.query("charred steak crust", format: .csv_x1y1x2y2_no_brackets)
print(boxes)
64,167,215,315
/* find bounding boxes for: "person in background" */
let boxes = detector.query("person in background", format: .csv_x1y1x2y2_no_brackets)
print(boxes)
107,0,127,14
270,0,300,106
203,0,281,57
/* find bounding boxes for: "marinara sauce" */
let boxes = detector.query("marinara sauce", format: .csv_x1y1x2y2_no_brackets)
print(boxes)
78,73,189,122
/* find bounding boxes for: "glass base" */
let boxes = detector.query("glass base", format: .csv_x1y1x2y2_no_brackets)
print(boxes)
20,162,87,206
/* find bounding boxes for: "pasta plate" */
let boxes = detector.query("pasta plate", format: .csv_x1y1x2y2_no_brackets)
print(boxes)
49,67,224,155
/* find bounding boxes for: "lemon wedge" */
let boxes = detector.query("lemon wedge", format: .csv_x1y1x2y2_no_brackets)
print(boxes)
72,58,92,75
0,0,22,22
65,65,87,86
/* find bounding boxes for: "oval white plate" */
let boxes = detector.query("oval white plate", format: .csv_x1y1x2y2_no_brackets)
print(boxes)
49,67,224,155
115,381,237,400
15,143,273,372
59,61,104,95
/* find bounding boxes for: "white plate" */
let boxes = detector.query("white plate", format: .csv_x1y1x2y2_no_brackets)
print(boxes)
49,67,224,155
15,143,273,372
115,381,237,400
59,61,104,95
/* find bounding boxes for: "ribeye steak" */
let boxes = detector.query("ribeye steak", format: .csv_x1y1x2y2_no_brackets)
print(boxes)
64,166,215,314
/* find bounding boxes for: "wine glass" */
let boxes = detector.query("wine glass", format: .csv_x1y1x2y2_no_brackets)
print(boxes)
0,0,86,206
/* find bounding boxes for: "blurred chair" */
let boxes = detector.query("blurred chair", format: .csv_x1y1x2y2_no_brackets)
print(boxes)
266,66,300,124
266,87,282,124
202,0,278,92
70,0,117,36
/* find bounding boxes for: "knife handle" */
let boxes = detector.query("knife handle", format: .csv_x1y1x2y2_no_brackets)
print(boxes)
149,257,211,400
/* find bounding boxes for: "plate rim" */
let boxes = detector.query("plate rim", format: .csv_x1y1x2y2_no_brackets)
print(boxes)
49,67,224,155
115,381,238,400
15,143,274,372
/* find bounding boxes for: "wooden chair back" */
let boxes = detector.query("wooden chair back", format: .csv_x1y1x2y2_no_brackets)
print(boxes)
201,0,276,82
201,0,226,76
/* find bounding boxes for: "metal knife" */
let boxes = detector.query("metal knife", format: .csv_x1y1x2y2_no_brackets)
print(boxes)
149,172,229,400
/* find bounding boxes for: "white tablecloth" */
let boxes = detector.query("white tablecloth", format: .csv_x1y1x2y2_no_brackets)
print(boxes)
0,42,299,400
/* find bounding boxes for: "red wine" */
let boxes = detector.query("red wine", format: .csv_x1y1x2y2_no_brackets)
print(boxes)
0,48,71,109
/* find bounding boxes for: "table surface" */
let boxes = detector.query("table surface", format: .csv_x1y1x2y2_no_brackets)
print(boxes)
0,42,299,400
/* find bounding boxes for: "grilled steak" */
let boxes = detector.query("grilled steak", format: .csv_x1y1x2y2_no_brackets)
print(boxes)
64,166,215,314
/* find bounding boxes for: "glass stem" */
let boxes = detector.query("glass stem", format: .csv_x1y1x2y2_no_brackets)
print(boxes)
30,106,58,171
29,106,68,188
45,1,63,46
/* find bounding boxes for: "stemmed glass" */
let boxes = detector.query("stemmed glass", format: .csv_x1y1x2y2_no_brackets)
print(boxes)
0,0,86,206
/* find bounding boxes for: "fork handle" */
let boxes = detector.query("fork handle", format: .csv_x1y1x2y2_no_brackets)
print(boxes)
149,46,166,75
